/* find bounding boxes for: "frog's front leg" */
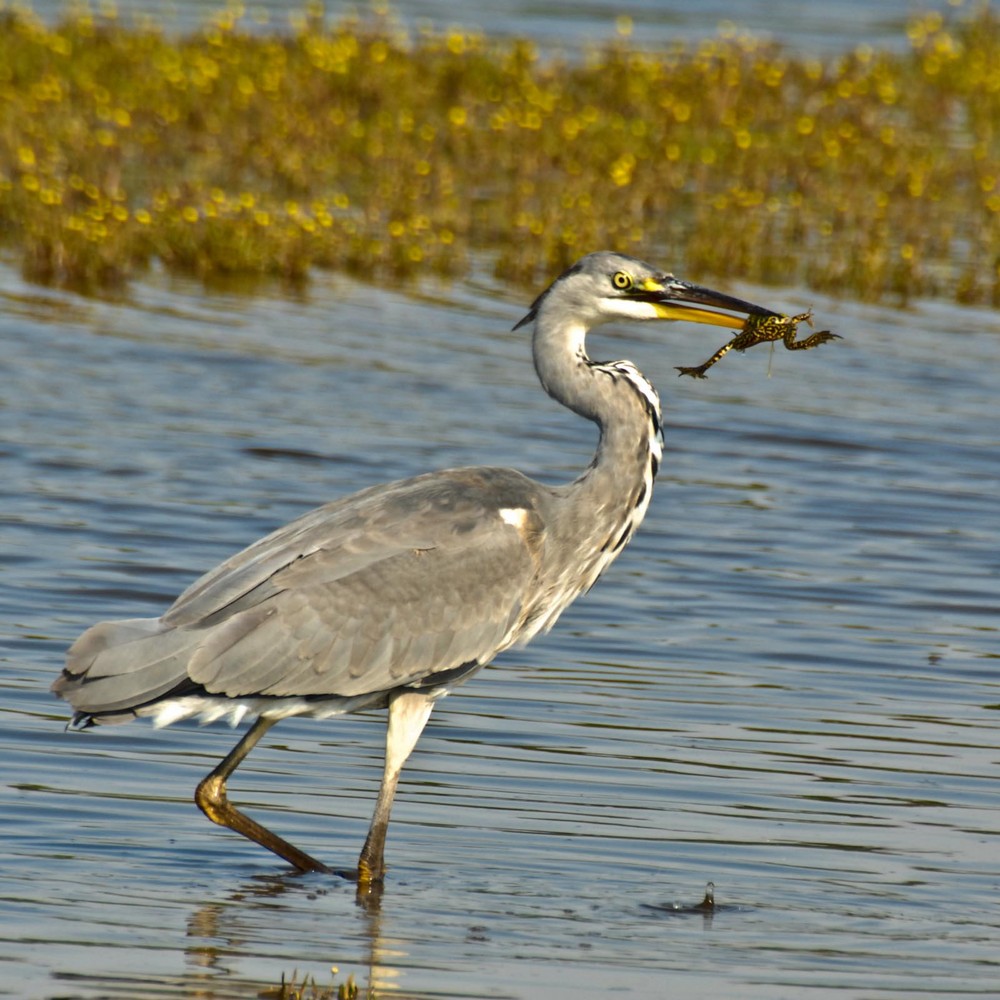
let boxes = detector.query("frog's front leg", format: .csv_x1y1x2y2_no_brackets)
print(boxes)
781,313,841,351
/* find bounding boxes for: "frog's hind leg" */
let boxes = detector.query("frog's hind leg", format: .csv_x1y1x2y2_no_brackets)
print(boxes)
675,340,735,379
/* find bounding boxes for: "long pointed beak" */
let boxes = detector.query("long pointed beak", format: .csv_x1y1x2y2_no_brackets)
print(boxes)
640,278,780,330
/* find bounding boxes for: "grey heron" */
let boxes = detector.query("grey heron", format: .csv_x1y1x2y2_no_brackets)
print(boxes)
52,251,785,886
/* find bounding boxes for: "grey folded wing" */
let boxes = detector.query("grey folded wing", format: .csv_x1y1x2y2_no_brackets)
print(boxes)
56,468,548,716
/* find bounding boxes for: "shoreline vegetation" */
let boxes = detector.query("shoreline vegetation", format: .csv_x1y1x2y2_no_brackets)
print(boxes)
1,1,999,304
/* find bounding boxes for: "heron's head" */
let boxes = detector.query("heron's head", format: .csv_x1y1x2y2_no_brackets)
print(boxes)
514,251,778,332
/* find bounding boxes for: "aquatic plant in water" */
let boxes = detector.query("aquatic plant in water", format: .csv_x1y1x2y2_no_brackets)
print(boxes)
0,0,998,303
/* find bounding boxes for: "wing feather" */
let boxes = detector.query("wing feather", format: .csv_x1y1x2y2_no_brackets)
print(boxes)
55,467,551,719
188,510,537,697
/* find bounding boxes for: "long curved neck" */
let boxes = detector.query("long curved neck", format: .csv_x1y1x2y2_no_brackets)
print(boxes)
532,312,663,592
533,314,662,468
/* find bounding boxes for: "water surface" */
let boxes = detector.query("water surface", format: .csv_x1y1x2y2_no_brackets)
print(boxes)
29,0,935,54
2,249,998,999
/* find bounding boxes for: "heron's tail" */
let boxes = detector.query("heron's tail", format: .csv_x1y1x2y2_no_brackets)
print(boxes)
52,618,199,726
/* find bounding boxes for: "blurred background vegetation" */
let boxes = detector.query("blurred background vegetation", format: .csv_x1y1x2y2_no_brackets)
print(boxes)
1,0,998,303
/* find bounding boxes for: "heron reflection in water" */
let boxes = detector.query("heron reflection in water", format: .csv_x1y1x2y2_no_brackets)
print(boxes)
53,251,801,887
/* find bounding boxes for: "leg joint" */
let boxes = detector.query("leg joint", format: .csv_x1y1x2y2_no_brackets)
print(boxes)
194,773,227,825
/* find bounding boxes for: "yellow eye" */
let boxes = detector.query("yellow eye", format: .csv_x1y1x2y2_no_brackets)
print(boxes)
612,271,633,290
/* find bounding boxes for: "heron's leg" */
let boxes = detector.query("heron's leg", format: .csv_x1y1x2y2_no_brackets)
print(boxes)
195,715,332,874
357,689,435,887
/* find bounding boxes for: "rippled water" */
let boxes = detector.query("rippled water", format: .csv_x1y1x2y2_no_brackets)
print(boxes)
3,244,998,1000
29,0,931,54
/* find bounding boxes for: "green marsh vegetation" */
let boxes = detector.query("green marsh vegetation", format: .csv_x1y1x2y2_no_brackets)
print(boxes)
1,0,998,303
